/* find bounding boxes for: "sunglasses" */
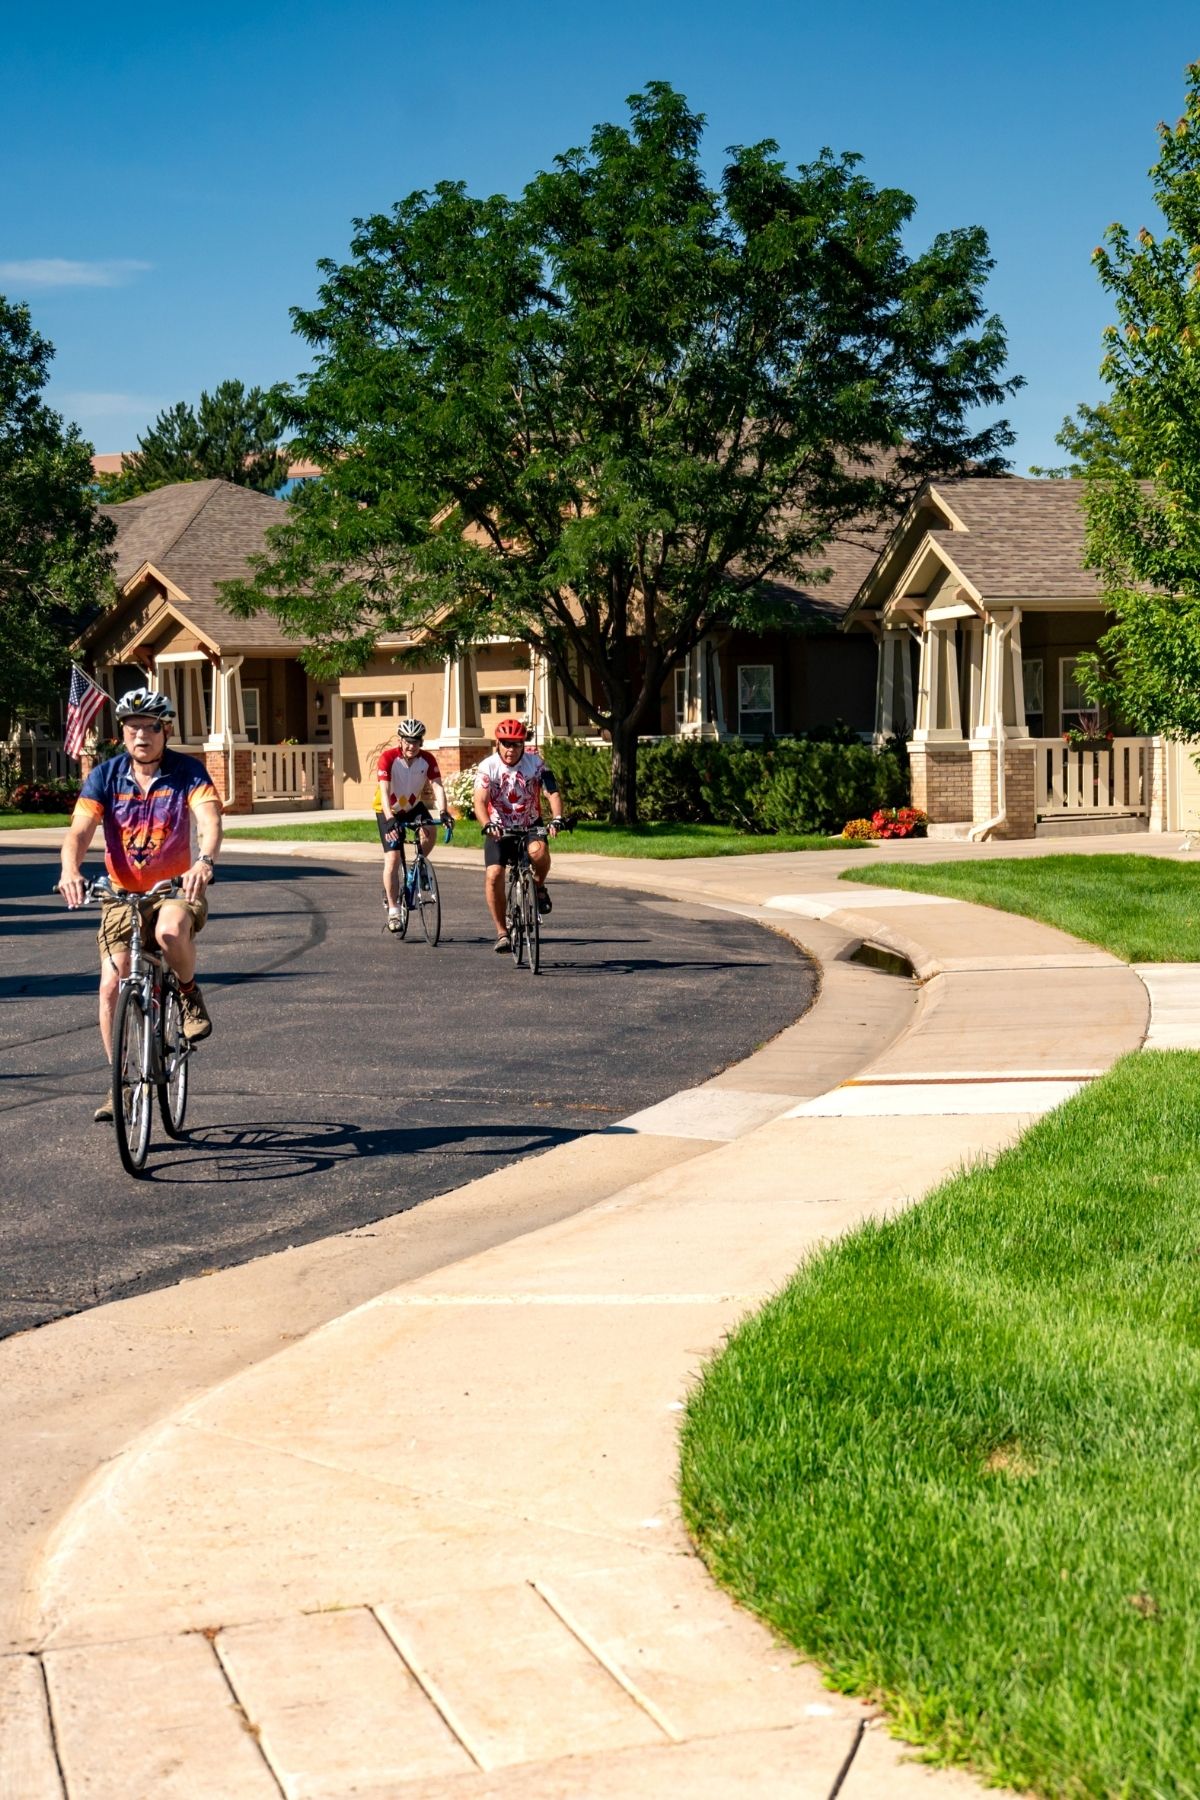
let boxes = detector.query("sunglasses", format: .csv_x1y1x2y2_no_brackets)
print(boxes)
125,719,166,733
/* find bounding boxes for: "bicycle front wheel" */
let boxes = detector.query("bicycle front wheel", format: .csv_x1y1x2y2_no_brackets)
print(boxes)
112,984,153,1176
157,980,190,1137
506,869,524,966
523,872,541,974
416,857,441,945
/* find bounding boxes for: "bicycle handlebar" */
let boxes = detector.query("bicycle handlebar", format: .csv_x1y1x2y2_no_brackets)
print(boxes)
54,875,183,905
389,807,454,845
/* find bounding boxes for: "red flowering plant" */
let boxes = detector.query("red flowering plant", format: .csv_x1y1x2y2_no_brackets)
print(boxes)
869,806,927,839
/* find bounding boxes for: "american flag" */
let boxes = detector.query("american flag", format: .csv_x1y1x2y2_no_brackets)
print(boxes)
64,665,108,760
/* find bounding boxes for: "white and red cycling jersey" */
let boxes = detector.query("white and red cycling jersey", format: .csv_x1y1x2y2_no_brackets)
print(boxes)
474,750,550,829
375,747,442,814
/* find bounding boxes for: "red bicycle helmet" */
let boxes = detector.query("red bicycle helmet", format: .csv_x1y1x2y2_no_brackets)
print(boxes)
493,717,528,743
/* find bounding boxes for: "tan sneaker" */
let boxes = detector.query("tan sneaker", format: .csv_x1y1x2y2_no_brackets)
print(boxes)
179,984,212,1042
94,1098,114,1123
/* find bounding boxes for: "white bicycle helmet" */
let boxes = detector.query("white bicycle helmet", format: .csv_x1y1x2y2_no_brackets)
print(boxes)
396,716,426,741
115,687,176,724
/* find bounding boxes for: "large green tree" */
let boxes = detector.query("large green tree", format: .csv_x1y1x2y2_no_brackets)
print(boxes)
227,83,1020,821
0,296,114,739
1075,64,1200,734
99,378,288,497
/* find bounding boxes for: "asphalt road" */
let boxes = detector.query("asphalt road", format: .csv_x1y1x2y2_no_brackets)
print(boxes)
0,846,815,1338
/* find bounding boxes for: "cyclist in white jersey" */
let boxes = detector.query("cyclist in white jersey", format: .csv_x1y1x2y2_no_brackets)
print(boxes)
373,717,451,931
473,717,563,952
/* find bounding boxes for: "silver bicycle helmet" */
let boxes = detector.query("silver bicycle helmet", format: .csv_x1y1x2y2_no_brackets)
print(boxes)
115,687,176,724
396,716,426,741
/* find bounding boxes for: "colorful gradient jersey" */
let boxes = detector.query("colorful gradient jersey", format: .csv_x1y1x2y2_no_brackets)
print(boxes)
74,749,221,893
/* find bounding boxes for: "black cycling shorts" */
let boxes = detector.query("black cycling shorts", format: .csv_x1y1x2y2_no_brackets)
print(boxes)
483,833,521,869
376,805,432,851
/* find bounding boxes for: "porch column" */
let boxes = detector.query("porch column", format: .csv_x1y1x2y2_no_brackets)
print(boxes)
913,620,963,741
529,649,568,741
699,637,726,737
432,653,485,773
205,656,246,748
875,622,915,739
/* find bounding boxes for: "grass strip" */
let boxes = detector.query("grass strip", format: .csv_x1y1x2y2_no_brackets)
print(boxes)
681,1052,1200,1798
0,812,72,829
842,851,1200,962
224,818,859,858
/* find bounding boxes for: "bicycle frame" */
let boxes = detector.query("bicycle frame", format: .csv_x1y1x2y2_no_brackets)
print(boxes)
69,875,193,1173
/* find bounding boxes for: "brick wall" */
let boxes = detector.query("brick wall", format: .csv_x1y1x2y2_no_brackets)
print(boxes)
911,745,972,824
317,747,334,805
997,741,1036,840
434,743,490,777
205,748,255,815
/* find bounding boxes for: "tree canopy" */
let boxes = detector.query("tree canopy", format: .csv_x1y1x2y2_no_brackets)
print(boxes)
99,378,288,498
0,296,114,738
1076,64,1200,735
226,82,1020,819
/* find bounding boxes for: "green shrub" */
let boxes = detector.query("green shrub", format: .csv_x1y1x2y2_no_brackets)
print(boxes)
541,739,611,819
535,736,908,833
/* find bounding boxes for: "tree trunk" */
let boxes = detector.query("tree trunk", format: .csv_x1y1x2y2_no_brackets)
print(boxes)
610,718,640,826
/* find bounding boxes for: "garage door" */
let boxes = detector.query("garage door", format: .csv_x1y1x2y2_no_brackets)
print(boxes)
342,698,407,807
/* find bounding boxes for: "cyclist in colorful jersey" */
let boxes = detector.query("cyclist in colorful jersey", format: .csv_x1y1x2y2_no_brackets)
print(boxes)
373,717,452,931
473,717,563,952
58,688,223,1121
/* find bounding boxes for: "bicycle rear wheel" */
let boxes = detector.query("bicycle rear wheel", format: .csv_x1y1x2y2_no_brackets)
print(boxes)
416,857,441,945
112,984,153,1176
157,979,190,1137
523,873,541,974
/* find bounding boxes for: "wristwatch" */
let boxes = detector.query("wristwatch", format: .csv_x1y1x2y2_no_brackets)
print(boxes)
198,853,216,878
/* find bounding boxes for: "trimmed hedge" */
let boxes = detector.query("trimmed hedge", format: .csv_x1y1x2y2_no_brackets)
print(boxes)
541,737,907,835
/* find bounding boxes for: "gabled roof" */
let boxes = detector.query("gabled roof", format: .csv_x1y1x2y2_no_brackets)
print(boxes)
93,479,300,651
851,477,1102,618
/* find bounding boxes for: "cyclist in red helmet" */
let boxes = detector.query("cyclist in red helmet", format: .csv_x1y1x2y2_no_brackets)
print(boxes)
473,717,563,952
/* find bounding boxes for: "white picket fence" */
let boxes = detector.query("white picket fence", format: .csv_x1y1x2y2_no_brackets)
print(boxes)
1033,737,1151,818
250,744,323,802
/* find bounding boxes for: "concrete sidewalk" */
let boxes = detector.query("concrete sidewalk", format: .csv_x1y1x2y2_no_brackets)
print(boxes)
0,835,1173,1797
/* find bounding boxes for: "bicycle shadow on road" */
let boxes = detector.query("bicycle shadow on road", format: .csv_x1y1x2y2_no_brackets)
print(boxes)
143,1118,585,1184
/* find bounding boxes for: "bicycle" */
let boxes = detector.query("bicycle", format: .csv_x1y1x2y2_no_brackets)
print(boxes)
63,876,192,1176
498,819,572,975
384,809,454,945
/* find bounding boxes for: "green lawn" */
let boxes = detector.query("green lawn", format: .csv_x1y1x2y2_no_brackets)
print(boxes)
224,817,863,858
0,812,72,829
843,851,1200,962
681,1051,1200,1797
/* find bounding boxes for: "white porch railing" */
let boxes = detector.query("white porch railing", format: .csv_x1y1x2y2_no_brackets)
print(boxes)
4,736,71,782
250,744,323,802
1033,737,1151,818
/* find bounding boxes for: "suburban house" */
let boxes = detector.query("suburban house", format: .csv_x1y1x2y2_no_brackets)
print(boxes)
847,476,1200,839
72,478,879,813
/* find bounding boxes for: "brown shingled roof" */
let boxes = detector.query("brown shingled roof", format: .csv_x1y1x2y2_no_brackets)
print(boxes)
99,479,299,650
926,478,1099,600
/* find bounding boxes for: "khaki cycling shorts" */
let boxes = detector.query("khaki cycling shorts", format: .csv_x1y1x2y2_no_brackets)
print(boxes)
97,891,207,963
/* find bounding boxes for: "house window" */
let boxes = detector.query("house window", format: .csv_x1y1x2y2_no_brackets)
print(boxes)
1022,658,1044,736
481,691,527,716
1060,657,1100,735
379,699,394,717
242,687,261,744
737,665,774,736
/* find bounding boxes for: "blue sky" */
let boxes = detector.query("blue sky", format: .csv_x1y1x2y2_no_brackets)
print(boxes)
3,0,1197,469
